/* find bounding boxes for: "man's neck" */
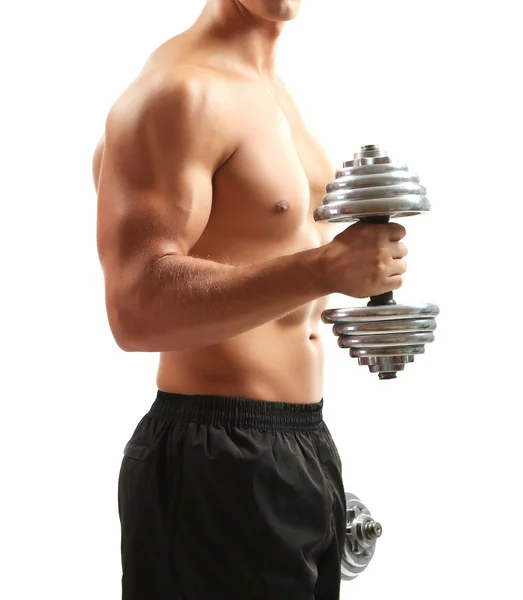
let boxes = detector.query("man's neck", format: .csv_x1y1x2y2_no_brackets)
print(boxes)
193,0,284,78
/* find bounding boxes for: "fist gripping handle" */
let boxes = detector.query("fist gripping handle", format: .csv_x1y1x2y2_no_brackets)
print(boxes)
360,213,396,307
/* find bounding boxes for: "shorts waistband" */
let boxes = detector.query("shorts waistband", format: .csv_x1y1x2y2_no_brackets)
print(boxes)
148,390,324,432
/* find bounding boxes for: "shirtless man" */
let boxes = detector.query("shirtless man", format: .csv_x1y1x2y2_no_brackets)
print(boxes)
93,1,407,598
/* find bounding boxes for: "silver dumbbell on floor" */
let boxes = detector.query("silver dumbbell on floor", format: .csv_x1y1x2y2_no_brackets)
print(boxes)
343,492,382,581
314,145,440,379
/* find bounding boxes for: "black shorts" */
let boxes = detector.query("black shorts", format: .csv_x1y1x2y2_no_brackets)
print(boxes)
118,390,346,600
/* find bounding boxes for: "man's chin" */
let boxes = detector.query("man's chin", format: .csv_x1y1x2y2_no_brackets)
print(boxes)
240,1,301,24
265,8,300,23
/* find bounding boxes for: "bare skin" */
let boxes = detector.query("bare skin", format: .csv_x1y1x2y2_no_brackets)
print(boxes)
93,0,407,404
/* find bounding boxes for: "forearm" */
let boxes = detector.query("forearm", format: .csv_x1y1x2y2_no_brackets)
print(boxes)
115,247,332,352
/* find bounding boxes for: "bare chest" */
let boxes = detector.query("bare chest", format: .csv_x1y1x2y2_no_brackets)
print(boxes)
191,83,333,263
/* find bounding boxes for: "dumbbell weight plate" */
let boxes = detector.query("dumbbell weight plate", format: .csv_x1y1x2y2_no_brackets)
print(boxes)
338,331,435,349
349,345,425,357
314,195,429,222
323,304,440,323
334,318,436,335
325,182,427,202
342,492,382,581
335,162,409,178
327,169,419,191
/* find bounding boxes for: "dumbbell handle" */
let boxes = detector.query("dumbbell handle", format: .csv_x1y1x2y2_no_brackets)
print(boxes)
360,215,397,307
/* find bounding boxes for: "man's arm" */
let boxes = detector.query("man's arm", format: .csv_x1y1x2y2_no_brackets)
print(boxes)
96,71,332,353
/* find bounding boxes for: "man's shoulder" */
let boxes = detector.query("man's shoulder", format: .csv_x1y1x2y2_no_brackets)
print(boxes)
108,64,231,133
102,63,238,179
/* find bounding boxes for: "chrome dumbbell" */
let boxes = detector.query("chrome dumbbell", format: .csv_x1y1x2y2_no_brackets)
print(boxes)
314,145,440,379
343,492,382,581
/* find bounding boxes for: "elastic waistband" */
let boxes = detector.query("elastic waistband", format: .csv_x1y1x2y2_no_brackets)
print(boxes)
148,390,324,432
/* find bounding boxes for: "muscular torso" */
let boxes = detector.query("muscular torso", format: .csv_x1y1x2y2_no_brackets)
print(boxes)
94,36,336,404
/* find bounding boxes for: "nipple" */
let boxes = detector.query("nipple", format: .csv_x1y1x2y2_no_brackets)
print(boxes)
273,200,291,213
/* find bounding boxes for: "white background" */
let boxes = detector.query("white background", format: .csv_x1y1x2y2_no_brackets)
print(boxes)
1,1,522,598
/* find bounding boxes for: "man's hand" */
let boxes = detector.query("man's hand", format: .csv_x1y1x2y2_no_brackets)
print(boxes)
319,221,408,298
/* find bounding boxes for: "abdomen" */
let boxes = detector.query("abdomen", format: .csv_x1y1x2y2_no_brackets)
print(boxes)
156,320,325,404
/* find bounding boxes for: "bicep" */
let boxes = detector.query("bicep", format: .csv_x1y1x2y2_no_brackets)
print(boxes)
97,153,212,283
96,73,229,299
